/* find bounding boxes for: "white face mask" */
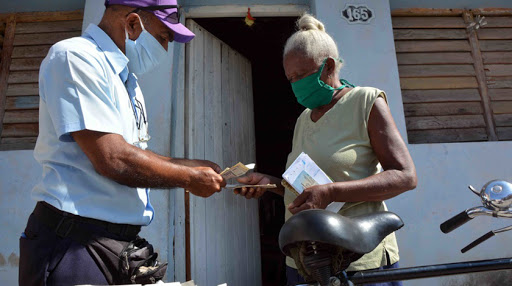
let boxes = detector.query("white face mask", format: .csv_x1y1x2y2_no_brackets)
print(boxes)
125,15,168,75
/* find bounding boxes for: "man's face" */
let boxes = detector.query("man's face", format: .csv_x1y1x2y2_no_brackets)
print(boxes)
144,13,174,51
125,11,174,51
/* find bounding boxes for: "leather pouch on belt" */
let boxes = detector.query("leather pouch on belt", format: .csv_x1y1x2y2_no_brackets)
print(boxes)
85,235,168,285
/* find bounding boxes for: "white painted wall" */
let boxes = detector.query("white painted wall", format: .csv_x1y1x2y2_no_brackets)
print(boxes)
0,152,40,285
312,1,512,285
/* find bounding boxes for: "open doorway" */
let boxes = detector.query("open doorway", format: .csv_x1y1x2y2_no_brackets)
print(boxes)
193,17,303,285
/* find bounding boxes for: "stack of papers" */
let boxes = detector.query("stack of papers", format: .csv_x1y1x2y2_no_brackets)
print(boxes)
283,152,343,213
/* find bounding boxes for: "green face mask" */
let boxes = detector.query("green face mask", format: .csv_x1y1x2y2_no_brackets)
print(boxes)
291,58,352,109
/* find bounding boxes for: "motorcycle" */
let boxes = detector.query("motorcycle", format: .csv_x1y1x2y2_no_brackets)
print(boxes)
278,180,512,286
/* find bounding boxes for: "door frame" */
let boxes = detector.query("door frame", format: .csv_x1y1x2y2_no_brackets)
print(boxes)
171,4,310,283
185,4,309,18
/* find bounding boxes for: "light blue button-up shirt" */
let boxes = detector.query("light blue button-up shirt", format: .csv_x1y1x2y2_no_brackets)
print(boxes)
32,24,154,225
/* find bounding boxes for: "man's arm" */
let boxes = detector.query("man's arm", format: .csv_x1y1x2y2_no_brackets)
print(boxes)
154,154,222,174
72,130,225,197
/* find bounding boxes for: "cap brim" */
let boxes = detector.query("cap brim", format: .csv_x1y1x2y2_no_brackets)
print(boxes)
155,15,195,43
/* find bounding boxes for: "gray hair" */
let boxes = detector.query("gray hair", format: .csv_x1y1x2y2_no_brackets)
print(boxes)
283,14,342,74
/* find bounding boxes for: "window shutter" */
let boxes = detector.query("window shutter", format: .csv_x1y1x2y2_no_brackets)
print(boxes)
393,9,512,144
479,15,512,140
0,11,83,151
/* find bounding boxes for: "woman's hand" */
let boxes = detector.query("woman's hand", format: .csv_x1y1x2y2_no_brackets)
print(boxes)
288,184,334,214
235,172,280,199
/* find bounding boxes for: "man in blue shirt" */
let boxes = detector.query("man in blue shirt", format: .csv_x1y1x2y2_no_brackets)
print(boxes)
19,1,225,285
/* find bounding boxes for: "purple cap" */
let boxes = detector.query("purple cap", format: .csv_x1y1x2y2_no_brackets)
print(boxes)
105,0,195,43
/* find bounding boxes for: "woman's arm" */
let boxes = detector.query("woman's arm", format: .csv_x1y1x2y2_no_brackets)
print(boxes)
289,97,417,214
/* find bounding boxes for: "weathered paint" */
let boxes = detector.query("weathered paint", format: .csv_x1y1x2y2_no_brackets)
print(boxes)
0,0,85,13
0,151,40,285
186,19,261,286
0,253,6,266
312,1,512,285
7,253,19,267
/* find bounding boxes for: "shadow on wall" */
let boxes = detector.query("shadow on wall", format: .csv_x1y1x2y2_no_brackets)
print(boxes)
442,269,512,285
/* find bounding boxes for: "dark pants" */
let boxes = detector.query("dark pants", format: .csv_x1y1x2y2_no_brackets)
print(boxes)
286,263,403,286
19,212,109,286
19,202,143,286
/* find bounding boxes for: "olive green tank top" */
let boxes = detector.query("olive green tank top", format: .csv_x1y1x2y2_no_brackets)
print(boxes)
284,86,399,271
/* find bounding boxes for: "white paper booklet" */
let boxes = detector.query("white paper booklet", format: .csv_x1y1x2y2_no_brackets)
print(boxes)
283,152,343,213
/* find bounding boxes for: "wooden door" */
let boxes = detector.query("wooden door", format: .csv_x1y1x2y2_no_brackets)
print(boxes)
185,19,261,286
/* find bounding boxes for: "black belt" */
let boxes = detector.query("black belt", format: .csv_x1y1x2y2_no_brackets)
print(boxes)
33,201,141,240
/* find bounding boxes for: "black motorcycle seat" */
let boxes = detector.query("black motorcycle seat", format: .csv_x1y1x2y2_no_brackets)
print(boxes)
279,209,404,256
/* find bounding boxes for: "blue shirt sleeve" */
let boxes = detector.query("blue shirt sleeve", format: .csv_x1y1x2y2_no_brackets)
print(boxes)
40,48,124,142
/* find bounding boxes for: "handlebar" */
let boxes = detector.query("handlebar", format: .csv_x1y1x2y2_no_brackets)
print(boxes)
440,180,512,253
441,206,512,234
461,231,495,253
440,211,472,233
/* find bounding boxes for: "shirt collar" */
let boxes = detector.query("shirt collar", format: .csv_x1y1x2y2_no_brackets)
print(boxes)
83,24,129,76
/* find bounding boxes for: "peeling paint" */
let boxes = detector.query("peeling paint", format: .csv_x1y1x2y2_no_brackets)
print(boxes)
0,253,6,266
442,270,512,286
8,253,19,267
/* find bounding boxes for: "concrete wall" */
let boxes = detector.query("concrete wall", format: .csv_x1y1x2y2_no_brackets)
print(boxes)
312,1,512,285
0,0,85,13
0,154,40,285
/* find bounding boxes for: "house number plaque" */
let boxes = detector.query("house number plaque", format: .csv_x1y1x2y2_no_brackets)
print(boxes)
341,4,374,24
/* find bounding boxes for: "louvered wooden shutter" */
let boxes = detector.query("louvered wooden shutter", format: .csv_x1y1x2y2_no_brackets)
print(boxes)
393,9,512,144
480,16,512,140
0,11,83,151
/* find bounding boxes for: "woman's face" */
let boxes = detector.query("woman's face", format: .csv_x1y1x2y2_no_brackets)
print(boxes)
283,51,324,83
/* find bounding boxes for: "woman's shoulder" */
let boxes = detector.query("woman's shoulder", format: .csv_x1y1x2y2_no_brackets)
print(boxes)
349,86,385,97
293,108,310,126
342,86,387,105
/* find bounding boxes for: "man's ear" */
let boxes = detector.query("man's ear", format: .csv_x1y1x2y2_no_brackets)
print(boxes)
125,13,143,40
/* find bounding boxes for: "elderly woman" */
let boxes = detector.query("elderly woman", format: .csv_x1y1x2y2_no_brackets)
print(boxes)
236,13,417,286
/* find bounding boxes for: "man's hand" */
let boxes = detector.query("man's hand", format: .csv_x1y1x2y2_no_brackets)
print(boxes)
194,160,222,174
188,167,226,198
288,184,334,214
235,172,274,199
